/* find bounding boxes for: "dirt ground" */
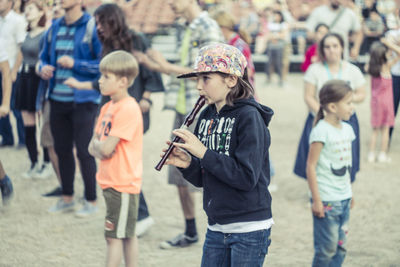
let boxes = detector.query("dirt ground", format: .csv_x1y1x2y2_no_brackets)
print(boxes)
1,73,399,267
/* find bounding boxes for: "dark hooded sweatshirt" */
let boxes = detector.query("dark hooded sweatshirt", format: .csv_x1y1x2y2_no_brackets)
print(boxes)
181,97,274,226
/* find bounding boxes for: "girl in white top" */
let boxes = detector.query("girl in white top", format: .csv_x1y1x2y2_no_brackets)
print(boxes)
306,80,355,267
294,32,366,183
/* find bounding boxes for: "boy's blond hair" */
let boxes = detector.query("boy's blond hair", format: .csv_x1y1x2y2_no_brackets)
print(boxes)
99,50,139,86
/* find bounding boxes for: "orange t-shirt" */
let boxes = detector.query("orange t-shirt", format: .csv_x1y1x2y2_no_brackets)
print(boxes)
95,97,143,194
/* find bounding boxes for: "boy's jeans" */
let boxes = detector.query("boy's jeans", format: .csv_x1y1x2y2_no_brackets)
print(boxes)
201,228,271,267
312,198,351,267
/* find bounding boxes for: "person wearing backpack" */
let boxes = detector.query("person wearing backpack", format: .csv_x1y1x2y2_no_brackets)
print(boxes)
38,0,102,216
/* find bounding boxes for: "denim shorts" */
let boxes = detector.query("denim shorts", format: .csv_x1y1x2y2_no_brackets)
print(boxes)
201,228,271,267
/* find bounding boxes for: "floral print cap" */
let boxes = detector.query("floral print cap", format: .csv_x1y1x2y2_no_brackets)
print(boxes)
177,43,247,79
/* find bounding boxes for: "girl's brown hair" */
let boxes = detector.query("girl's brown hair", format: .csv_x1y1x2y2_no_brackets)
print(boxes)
94,4,133,57
212,10,252,45
219,68,254,106
26,0,46,32
368,41,388,77
314,80,352,126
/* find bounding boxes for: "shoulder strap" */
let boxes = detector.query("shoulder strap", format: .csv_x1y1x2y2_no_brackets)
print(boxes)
329,7,346,29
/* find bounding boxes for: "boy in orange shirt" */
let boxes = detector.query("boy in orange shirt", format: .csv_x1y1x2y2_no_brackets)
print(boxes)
88,50,142,267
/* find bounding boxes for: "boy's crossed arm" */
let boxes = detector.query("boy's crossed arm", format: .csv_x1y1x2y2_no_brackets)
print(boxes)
88,133,120,160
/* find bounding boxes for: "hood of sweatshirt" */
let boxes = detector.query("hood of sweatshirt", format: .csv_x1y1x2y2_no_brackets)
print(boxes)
217,97,273,127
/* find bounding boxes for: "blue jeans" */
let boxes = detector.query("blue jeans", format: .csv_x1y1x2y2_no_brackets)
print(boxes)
201,228,271,267
312,199,351,267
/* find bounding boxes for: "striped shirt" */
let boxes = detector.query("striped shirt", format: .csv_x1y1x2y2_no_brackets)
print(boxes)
50,25,76,102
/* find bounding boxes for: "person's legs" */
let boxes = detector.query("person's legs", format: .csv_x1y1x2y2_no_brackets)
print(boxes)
312,201,342,267
269,48,278,80
331,199,351,267
380,126,390,153
104,189,138,266
389,75,400,141
73,103,97,202
123,237,138,267
178,185,197,238
49,101,75,205
294,113,314,179
264,48,271,82
0,115,14,146
136,191,154,237
201,229,231,267
275,47,284,85
368,128,379,162
0,160,5,178
377,126,392,162
106,237,123,267
11,82,25,146
0,160,13,205
41,101,62,195
21,111,38,175
178,185,195,220
160,113,198,249
347,114,360,183
282,42,291,81
138,191,150,220
230,229,271,267
0,73,14,146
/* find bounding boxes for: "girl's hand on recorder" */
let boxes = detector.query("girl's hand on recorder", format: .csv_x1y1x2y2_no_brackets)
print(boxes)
163,141,192,169
172,129,207,159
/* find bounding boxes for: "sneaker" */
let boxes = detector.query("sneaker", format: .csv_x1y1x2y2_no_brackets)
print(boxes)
377,152,391,163
22,163,40,179
367,151,375,163
48,199,75,213
42,186,62,197
33,162,53,179
75,200,98,218
0,175,14,205
136,216,155,237
159,233,198,249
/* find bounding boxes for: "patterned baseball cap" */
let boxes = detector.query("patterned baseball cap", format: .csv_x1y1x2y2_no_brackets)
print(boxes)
177,43,247,79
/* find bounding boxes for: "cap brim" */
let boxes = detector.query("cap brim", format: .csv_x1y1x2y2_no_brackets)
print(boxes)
177,71,199,79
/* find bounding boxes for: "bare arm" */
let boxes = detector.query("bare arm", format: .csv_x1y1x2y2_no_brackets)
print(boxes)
304,81,319,113
381,37,400,68
11,48,23,82
0,61,12,117
306,141,325,218
88,135,120,160
139,91,152,113
64,77,93,90
350,30,363,59
144,49,193,75
352,84,366,103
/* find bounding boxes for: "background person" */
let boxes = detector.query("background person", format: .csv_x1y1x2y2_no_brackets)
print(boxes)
0,39,14,205
294,33,366,183
138,0,223,249
0,0,27,147
366,38,400,162
14,0,52,179
38,0,102,216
